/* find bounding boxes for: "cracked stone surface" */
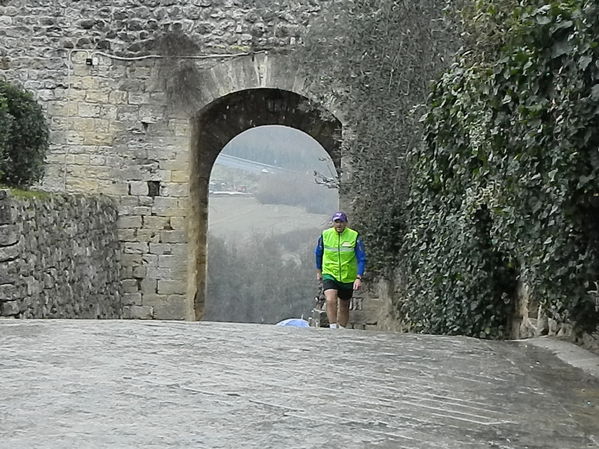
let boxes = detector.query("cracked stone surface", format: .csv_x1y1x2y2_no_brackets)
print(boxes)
0,320,598,449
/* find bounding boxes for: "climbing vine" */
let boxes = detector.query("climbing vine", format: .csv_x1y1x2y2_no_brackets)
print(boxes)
403,0,599,337
298,0,460,273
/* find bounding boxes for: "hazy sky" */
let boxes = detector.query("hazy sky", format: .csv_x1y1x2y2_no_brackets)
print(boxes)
220,125,337,177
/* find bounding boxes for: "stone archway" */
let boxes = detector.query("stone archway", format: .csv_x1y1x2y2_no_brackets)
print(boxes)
188,88,342,320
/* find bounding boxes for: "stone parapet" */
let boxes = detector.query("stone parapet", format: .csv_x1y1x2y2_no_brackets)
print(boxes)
0,189,122,319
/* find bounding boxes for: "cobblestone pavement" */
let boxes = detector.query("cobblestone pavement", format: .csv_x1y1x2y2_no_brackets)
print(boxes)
1,320,598,449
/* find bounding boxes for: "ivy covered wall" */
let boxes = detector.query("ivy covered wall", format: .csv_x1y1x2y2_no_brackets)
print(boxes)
403,0,599,339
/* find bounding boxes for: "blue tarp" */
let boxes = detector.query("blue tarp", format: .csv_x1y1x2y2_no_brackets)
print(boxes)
276,318,310,328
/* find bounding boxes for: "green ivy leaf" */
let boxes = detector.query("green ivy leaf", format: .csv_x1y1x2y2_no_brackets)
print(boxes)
552,40,572,58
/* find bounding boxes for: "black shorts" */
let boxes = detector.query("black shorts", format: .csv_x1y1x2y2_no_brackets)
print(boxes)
322,278,354,300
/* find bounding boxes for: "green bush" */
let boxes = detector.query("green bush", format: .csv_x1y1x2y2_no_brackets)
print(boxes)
0,80,49,187
0,95,11,172
403,0,599,337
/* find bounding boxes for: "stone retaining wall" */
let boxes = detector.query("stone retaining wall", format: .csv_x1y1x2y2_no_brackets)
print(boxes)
0,189,121,318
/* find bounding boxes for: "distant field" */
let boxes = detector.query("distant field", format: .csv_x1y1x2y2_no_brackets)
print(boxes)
208,196,330,244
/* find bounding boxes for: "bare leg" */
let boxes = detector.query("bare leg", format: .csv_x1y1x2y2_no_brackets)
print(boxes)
325,289,338,325
338,298,350,328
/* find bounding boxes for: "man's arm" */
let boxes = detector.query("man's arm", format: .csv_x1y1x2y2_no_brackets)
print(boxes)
355,237,366,276
353,237,366,291
314,235,324,280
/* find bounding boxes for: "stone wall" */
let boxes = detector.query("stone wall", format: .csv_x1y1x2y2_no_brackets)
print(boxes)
513,280,599,355
0,0,346,320
0,189,121,319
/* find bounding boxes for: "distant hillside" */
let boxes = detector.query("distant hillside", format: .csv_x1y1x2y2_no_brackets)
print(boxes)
208,196,329,244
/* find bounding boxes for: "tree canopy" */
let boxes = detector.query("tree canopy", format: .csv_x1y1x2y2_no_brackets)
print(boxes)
0,80,49,187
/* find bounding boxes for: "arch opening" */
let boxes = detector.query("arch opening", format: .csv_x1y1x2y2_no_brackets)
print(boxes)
205,125,339,323
188,88,342,320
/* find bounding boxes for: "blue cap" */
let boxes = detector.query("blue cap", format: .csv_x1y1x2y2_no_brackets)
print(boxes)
332,211,348,222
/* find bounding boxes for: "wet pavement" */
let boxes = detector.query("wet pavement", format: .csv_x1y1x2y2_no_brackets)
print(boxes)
0,319,598,449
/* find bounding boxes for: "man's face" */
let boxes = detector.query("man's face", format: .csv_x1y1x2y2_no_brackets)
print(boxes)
333,219,347,233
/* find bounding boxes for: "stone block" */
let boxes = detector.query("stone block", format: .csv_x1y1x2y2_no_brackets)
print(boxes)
78,103,102,118
170,170,188,183
149,243,172,255
118,195,141,209
0,300,19,316
121,253,143,267
0,261,16,284
72,117,96,133
142,254,158,266
25,277,41,296
132,265,147,278
68,177,99,192
101,104,118,120
133,206,152,216
0,225,18,246
157,280,186,295
160,230,187,244
117,215,142,229
140,278,157,295
146,266,186,281
119,167,144,182
124,242,149,254
149,243,187,257
142,293,168,307
0,243,19,262
135,230,160,243
129,181,148,196
108,90,127,105
158,255,179,268
170,217,186,231
168,119,190,136
151,197,180,216
96,180,128,195
90,155,106,165
363,298,382,317
128,92,151,105
120,265,133,279
161,183,189,198
142,216,171,230
117,228,137,242
0,284,16,300
122,292,142,306
121,279,139,293
86,90,110,103
123,305,153,319
159,159,189,172
0,199,14,225
152,295,189,320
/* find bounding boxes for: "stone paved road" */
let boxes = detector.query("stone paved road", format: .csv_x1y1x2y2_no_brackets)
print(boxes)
1,320,598,449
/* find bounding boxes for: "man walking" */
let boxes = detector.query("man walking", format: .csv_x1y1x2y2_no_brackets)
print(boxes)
314,211,366,329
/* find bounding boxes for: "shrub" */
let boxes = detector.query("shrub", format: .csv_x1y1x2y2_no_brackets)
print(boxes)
403,0,599,337
0,95,11,172
0,80,49,187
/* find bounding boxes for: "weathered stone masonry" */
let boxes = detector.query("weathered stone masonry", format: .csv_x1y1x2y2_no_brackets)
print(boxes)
0,1,348,320
0,190,121,319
